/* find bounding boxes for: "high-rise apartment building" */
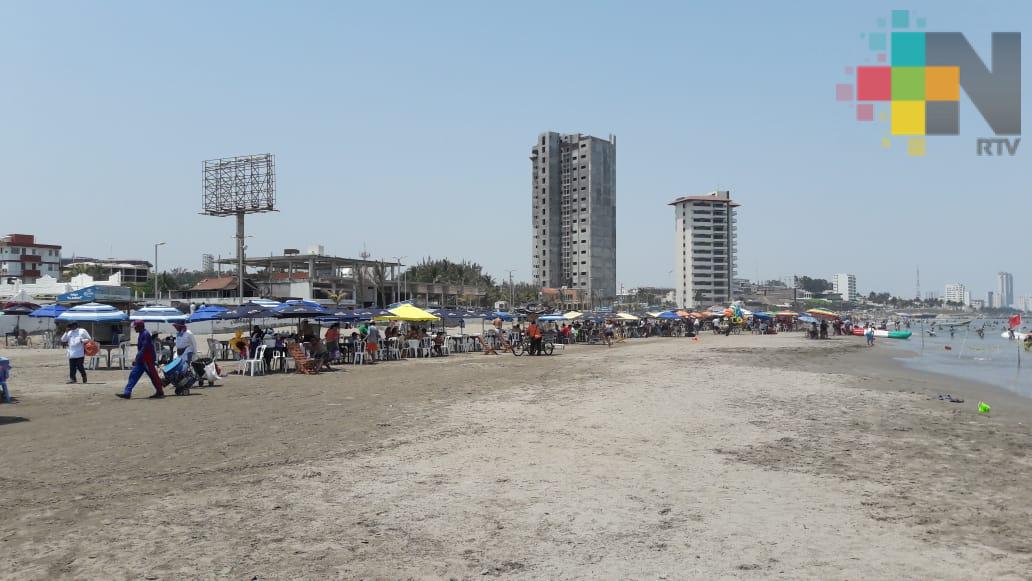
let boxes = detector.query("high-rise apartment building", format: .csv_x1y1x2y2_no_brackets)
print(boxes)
201,253,215,273
944,283,967,305
671,191,739,308
997,271,1014,309
530,131,616,304
987,290,996,309
832,273,858,302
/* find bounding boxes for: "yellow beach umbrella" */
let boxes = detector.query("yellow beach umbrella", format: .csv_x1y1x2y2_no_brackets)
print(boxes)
376,303,440,321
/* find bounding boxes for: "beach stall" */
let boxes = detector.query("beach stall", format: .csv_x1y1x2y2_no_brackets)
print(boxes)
56,303,130,366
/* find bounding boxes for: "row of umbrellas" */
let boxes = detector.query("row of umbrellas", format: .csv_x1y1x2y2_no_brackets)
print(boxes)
2,299,844,326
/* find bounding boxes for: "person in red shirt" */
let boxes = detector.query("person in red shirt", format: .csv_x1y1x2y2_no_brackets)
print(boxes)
527,320,543,356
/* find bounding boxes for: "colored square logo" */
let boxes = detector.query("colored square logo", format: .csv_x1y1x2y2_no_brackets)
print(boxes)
926,101,960,135
857,66,891,100
892,67,925,100
925,66,959,101
891,101,925,135
891,32,925,66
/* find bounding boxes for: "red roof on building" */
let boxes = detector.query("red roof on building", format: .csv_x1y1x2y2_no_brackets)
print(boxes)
190,276,239,291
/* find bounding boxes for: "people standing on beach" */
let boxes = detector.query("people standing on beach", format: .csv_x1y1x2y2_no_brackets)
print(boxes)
526,319,542,355
60,321,91,384
865,325,875,347
365,321,381,364
116,320,164,400
173,322,197,364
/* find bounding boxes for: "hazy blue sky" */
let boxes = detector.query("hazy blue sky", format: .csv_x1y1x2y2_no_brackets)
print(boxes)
2,1,1028,299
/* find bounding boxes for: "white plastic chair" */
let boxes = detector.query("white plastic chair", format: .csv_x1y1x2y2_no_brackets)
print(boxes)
242,345,266,376
386,338,401,361
110,342,131,370
270,348,287,372
352,341,366,365
419,338,432,358
84,354,101,370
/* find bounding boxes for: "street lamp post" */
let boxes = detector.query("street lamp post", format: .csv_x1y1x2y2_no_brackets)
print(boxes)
392,256,406,304
153,242,166,302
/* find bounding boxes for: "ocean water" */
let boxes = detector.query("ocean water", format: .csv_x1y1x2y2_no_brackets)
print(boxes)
884,320,1032,399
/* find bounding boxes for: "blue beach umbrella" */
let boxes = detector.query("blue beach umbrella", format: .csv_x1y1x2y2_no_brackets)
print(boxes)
188,305,228,322
130,305,188,323
57,303,128,323
29,304,68,318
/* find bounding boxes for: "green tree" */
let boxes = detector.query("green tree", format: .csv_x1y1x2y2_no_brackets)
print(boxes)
797,276,833,294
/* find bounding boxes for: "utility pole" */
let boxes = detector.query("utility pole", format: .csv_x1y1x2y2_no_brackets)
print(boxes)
153,242,166,302
507,269,515,308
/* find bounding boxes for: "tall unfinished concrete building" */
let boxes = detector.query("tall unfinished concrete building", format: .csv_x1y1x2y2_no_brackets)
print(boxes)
530,131,616,305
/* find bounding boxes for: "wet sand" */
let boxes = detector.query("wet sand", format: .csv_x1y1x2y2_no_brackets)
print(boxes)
1,334,1030,579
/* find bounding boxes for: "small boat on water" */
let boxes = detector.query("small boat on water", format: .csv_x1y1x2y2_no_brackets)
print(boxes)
851,328,912,339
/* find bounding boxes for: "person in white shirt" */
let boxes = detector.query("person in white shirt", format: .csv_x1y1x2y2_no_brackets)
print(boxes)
60,321,92,384
172,322,197,363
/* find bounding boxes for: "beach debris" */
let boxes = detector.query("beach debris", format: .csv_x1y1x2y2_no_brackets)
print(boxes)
936,394,964,403
944,345,952,351
978,401,992,414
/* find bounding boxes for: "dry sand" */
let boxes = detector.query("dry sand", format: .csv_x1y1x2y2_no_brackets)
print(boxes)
1,333,1031,579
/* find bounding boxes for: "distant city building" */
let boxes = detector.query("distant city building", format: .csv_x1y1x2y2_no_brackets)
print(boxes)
944,283,967,305
1019,295,1032,312
201,253,215,272
963,290,971,307
987,290,996,309
832,273,858,302
62,257,152,284
670,191,739,307
997,271,1014,309
970,299,986,310
0,233,62,284
530,131,617,306
924,291,938,301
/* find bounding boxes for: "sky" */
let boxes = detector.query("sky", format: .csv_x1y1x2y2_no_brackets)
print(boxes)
1,1,1029,300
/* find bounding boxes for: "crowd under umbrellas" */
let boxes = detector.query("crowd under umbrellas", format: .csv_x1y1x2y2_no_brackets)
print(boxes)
0,291,900,409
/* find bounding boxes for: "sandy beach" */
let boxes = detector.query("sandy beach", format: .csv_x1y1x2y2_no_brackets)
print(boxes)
1,333,1031,579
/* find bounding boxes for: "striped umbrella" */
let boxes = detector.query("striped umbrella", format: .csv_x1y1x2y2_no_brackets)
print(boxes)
130,305,188,323
57,303,128,322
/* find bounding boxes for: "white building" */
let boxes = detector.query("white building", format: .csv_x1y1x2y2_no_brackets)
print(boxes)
0,233,62,283
670,191,739,307
944,283,967,305
832,273,858,302
0,272,124,300
997,271,1014,309
1018,295,1032,312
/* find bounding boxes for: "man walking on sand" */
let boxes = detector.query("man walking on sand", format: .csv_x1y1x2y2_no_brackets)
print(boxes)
116,320,164,399
60,321,91,384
